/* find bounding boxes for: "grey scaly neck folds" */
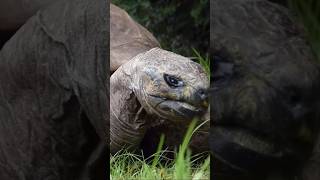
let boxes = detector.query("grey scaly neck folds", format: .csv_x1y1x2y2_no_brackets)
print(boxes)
110,54,146,154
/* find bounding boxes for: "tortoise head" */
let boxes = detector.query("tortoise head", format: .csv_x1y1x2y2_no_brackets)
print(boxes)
131,48,209,122
210,0,320,175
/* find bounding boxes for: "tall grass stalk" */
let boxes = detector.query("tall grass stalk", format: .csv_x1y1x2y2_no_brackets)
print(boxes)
110,119,210,180
192,48,211,80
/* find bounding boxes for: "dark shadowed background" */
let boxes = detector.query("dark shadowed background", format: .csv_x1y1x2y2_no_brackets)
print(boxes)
111,0,209,57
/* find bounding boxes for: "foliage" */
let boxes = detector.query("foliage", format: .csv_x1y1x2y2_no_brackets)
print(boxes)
192,48,211,81
111,0,209,57
110,119,210,180
289,0,320,61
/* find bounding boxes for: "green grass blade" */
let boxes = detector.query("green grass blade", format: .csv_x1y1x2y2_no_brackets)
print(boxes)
151,133,165,168
192,48,211,80
111,119,210,180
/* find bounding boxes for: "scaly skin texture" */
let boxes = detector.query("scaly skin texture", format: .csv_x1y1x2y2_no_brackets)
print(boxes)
110,48,209,154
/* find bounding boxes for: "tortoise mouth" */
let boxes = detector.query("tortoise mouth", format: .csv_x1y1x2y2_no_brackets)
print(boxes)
158,100,204,119
149,95,205,120
210,126,295,172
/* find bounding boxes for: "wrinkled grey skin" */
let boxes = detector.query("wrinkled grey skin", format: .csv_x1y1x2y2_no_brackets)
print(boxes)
210,0,320,179
110,48,209,153
110,4,209,154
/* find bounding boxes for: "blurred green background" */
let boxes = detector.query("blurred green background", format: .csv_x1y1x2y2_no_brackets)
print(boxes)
289,0,320,62
111,0,209,57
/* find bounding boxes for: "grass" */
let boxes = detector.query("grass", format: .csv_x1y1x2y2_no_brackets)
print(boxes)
192,48,211,80
110,119,210,180
289,0,320,61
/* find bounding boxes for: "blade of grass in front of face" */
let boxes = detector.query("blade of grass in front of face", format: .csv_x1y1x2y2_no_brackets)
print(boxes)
174,119,198,180
152,134,165,168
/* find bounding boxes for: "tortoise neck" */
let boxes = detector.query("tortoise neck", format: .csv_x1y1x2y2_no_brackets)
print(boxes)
110,62,148,154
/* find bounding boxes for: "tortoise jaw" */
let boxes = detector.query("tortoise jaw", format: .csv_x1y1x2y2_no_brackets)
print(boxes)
157,100,205,120
147,94,206,120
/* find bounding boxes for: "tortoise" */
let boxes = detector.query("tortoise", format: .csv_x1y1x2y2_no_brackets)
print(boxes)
110,4,210,154
210,0,320,179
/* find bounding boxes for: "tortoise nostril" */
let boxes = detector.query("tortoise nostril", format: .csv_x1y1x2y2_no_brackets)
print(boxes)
197,89,208,101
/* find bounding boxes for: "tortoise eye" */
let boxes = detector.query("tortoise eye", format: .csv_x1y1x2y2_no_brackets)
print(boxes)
164,74,184,88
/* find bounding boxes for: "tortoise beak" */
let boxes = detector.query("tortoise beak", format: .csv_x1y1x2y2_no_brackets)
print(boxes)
158,100,205,120
190,88,209,109
178,88,208,119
